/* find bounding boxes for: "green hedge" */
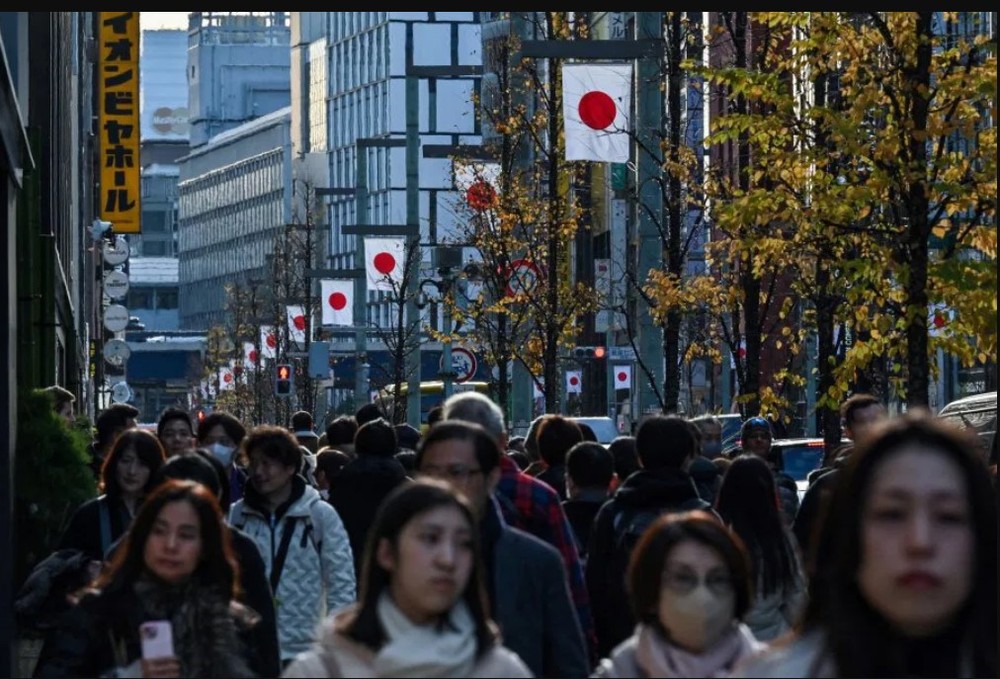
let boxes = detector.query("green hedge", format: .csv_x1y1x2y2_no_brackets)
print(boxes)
14,389,96,587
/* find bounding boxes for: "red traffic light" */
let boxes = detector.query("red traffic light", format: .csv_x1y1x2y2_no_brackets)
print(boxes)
277,364,292,380
593,346,606,359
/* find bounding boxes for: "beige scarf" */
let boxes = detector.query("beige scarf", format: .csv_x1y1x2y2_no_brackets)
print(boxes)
373,593,477,678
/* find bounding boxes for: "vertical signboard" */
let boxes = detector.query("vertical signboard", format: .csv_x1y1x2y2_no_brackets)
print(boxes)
99,12,140,233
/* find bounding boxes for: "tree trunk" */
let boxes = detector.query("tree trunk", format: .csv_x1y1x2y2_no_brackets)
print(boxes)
662,11,684,414
903,13,933,408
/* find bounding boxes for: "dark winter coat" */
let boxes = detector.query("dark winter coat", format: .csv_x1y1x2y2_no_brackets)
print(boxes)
327,454,409,579
57,494,132,562
586,468,712,657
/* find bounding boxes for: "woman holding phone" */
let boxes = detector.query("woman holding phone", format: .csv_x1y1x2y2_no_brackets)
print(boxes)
34,480,259,678
283,479,531,677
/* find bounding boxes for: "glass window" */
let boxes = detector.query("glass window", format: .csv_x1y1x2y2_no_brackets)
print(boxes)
158,290,179,310
128,289,153,309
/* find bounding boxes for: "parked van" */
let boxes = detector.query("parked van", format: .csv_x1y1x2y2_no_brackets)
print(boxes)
937,391,996,459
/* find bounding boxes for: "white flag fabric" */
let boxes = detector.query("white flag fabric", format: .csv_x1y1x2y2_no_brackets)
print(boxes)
563,62,633,163
365,237,406,292
260,325,278,359
321,279,354,326
454,162,501,212
218,366,235,392
532,377,545,399
243,342,260,371
287,305,307,345
566,370,583,394
729,340,747,369
613,364,632,390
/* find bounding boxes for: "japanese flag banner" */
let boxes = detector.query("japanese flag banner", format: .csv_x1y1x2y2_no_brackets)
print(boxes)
562,62,633,163
613,364,633,390
365,237,406,292
243,342,260,371
532,377,545,399
260,326,278,359
321,279,354,326
287,305,307,345
454,162,501,212
566,370,583,394
218,366,235,392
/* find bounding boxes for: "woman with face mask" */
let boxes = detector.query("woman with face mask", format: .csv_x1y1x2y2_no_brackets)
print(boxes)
282,479,532,678
735,410,997,678
196,411,248,510
593,510,763,678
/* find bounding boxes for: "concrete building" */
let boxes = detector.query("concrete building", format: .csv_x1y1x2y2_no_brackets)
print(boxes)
175,12,292,331
1,12,104,674
291,12,486,408
177,107,293,330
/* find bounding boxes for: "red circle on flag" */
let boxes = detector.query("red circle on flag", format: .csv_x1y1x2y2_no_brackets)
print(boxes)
579,91,617,130
373,252,397,275
617,371,628,382
223,373,233,383
329,292,348,311
248,349,259,363
266,333,277,349
466,180,497,211
293,315,306,331
933,312,946,329
570,376,580,386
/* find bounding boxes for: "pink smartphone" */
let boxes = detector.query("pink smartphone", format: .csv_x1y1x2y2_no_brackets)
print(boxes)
139,620,174,659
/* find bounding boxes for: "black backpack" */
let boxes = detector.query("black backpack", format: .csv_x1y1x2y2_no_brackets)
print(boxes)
610,497,707,573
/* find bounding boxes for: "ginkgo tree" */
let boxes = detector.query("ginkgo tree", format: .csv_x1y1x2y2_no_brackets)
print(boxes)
689,11,995,438
827,11,997,407
445,12,598,415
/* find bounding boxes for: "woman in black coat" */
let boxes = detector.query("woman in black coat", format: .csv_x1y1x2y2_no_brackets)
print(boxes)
34,480,260,678
58,429,166,562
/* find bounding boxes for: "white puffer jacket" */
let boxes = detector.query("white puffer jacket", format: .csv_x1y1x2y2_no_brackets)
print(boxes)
229,477,356,661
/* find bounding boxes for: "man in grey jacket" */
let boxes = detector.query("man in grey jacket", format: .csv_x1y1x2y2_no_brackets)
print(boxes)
228,425,356,667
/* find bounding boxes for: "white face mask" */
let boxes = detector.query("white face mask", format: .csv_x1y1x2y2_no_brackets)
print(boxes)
207,442,236,467
658,581,736,653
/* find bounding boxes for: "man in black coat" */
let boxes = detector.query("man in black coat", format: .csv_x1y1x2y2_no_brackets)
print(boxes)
327,418,409,579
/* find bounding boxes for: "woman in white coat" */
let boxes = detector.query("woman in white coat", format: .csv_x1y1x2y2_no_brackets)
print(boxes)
283,479,532,678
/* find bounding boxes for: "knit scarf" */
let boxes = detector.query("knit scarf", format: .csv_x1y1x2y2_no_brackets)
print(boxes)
635,622,762,678
372,592,477,678
133,573,253,678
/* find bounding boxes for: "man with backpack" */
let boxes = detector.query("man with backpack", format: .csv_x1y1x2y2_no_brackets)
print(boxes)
227,425,355,668
585,415,713,657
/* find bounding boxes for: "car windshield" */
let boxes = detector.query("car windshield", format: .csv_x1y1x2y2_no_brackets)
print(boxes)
779,444,826,482
570,417,618,444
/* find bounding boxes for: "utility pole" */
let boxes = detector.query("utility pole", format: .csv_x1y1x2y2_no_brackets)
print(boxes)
519,13,665,419
635,11,665,418
403,53,484,426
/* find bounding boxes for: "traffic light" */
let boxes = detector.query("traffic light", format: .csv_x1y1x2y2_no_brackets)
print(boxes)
572,346,607,360
274,363,293,396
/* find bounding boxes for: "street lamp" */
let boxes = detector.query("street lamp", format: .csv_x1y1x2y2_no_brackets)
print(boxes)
415,246,467,401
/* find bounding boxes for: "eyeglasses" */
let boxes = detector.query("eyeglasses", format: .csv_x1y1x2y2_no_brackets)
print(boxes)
420,464,483,483
661,569,734,595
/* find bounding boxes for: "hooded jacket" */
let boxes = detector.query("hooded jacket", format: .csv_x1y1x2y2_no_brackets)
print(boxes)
228,475,356,661
586,467,712,657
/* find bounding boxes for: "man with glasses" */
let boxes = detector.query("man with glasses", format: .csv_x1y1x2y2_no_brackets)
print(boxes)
416,420,590,678
440,391,598,665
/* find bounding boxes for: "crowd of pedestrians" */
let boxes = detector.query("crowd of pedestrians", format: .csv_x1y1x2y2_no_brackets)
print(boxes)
18,389,997,677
